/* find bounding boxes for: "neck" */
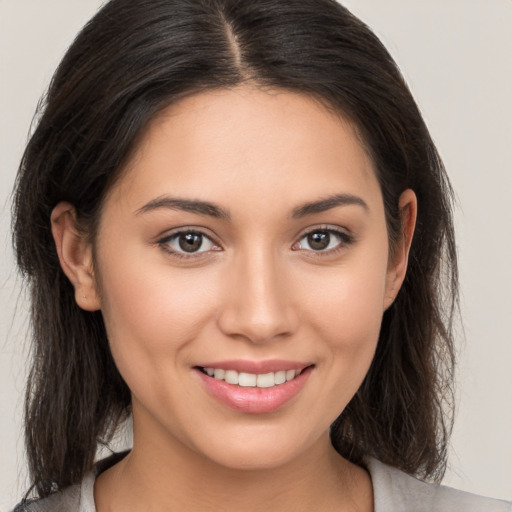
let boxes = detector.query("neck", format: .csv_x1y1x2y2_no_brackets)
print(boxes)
95,414,373,512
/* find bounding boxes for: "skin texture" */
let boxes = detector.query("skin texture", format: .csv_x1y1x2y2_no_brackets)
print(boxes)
51,86,416,511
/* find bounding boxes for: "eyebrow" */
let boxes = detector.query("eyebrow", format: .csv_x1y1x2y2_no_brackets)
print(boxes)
135,192,368,220
136,196,231,219
291,193,369,218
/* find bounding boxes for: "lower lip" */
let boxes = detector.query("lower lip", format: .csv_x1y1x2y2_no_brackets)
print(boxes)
195,367,313,414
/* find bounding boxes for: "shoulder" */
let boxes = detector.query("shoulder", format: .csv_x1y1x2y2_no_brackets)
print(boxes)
9,451,128,512
10,484,81,512
9,473,95,512
366,458,512,512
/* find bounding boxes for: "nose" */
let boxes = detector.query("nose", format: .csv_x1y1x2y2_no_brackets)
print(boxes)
217,250,298,344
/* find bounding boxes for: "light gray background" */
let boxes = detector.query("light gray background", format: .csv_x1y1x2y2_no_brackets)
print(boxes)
1,0,511,508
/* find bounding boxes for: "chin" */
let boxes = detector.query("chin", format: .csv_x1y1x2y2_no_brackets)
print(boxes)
202,446,301,472
188,424,326,472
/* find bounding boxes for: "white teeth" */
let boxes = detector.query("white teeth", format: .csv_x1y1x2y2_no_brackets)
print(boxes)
256,372,275,388
224,370,239,385
238,372,257,387
203,367,305,388
274,370,286,385
286,369,296,381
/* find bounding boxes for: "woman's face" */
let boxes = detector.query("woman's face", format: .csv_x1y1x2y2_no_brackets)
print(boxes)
79,86,411,469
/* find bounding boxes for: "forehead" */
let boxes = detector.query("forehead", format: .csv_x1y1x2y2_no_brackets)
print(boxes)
108,86,381,216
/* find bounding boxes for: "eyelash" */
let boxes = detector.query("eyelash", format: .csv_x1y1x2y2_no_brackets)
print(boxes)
293,226,354,255
157,226,354,259
158,229,221,260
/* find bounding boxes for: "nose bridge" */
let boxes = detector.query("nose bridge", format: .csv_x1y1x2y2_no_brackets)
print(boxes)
217,244,296,343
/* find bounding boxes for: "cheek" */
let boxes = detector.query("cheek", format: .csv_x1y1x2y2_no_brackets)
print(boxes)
296,246,389,400
306,270,384,414
302,256,388,346
317,280,383,382
96,250,219,381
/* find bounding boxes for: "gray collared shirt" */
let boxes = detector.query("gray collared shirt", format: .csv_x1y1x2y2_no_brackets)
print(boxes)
12,456,512,512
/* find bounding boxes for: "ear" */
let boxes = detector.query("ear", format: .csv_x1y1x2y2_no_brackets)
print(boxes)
51,202,101,311
383,189,417,310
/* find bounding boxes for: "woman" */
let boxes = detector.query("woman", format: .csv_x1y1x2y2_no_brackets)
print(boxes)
9,0,511,510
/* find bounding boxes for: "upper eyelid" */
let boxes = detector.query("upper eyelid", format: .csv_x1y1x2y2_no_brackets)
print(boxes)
158,226,218,242
157,229,221,259
156,225,352,248
296,224,352,239
294,226,354,252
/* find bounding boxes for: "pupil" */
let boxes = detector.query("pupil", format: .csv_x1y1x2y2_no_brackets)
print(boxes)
308,231,330,250
179,233,202,252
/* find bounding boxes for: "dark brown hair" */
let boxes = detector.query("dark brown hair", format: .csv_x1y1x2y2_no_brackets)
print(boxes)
13,0,457,498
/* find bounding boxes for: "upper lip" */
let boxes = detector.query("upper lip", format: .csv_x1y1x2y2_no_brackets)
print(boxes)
194,360,313,374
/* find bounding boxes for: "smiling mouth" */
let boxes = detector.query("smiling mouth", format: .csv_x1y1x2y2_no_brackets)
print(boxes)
198,367,309,388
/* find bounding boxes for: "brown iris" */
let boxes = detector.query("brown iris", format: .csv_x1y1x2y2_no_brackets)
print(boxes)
307,231,330,250
178,232,203,252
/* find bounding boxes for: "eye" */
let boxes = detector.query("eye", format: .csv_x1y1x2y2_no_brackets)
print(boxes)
295,228,351,252
160,230,219,255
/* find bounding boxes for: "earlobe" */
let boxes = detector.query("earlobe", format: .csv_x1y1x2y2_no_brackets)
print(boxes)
51,202,101,311
384,189,417,310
